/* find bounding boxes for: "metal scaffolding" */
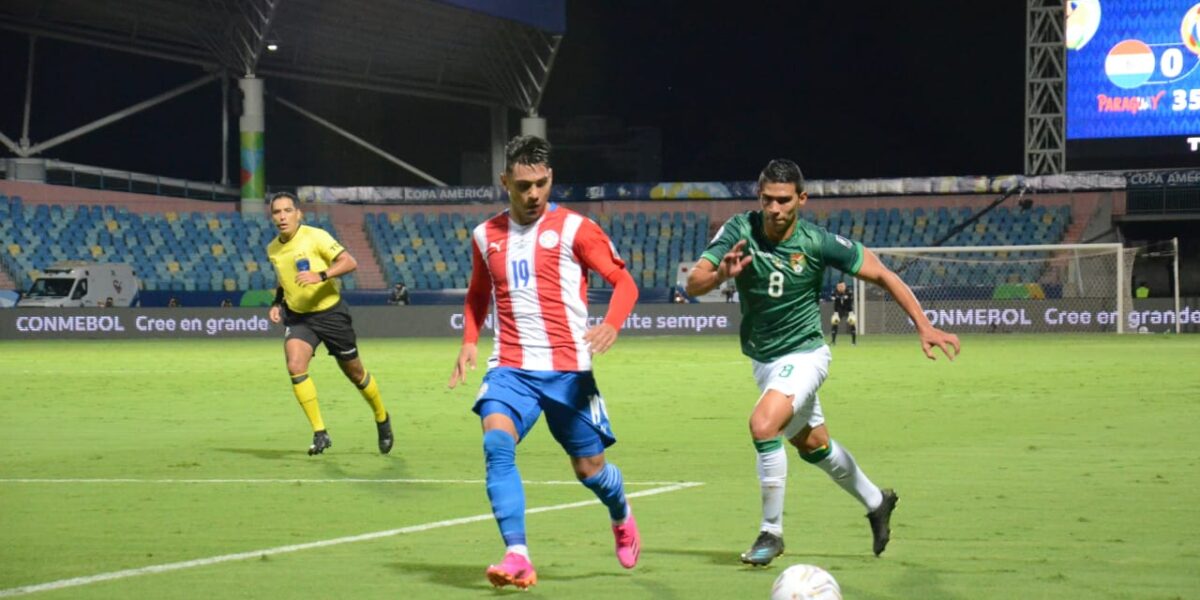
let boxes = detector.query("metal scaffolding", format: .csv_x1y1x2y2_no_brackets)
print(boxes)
1024,0,1066,175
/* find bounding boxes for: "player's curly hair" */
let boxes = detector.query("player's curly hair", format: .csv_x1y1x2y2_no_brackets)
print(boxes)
758,159,805,193
504,135,552,173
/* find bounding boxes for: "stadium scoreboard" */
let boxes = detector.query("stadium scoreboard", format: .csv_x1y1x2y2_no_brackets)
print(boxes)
1066,1,1200,170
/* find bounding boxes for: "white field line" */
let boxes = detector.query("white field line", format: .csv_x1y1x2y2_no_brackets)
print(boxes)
0,481,704,598
0,478,689,486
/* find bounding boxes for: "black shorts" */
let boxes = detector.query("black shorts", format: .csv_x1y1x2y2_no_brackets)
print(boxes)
283,300,359,361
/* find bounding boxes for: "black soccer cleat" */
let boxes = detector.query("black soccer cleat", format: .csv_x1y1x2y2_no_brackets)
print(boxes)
308,430,332,456
376,414,394,455
740,530,785,566
867,488,899,556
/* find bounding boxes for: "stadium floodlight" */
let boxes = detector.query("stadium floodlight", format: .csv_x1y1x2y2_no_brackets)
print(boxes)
854,243,1166,335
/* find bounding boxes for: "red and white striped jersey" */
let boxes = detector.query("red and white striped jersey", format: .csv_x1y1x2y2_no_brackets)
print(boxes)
468,205,625,372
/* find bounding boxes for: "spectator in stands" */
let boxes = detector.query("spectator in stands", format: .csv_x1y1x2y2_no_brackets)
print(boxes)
265,191,393,457
389,281,410,306
220,299,234,307
1135,281,1150,299
103,297,114,308
686,158,959,566
167,297,180,307
722,280,737,303
672,287,688,304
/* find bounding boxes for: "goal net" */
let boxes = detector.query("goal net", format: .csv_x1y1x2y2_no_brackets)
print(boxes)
856,243,1140,334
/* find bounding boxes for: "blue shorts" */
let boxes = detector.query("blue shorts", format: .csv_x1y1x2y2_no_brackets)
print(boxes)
472,367,616,458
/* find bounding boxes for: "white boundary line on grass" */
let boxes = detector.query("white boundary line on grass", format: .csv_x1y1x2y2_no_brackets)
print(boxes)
0,478,687,486
0,481,704,598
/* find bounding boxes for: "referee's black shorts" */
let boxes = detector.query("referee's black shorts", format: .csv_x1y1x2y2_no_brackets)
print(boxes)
283,300,359,361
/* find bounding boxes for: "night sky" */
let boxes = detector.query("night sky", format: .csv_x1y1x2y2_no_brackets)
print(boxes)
0,1,1027,188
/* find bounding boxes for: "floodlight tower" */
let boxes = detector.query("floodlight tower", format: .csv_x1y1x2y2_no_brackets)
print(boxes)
1025,0,1067,175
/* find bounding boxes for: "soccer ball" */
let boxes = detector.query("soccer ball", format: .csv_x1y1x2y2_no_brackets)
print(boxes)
769,564,842,600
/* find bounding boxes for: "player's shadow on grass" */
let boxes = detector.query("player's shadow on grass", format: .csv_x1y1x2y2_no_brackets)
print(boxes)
649,547,737,566
385,561,634,593
216,447,296,461
385,560,495,592
654,547,882,567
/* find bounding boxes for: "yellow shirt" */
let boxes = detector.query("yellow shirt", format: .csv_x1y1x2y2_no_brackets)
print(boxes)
267,224,345,313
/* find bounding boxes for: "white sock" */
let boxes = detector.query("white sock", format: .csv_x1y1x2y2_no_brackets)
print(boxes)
506,544,529,559
757,447,787,535
811,440,883,511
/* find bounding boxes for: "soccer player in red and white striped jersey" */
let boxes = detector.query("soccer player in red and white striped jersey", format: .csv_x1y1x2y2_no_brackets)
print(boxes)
448,135,641,590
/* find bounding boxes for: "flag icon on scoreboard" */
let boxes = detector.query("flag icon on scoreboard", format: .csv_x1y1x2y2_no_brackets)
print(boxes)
1105,39,1155,89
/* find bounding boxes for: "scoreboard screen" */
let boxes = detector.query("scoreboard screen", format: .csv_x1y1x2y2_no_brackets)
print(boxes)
1065,1,1200,170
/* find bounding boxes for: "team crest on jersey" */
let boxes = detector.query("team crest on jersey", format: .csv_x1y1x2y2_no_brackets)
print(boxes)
789,253,807,274
538,230,560,249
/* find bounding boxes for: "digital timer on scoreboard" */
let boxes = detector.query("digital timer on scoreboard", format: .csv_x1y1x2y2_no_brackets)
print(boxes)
1065,0,1200,170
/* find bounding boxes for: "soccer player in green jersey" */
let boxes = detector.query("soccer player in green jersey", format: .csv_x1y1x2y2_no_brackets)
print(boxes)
686,159,959,565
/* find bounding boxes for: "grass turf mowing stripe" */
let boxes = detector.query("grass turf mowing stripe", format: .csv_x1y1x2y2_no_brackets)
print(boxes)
0,481,704,598
0,478,695,485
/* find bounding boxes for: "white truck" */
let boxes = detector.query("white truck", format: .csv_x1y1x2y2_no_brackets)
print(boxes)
17,262,140,307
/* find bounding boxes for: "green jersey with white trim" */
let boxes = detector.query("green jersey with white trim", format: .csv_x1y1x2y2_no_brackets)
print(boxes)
701,211,864,361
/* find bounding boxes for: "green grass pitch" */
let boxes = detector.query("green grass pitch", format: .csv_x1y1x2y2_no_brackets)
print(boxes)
2,334,1198,599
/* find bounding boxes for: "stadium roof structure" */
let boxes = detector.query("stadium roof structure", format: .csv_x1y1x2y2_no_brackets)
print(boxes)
0,0,564,113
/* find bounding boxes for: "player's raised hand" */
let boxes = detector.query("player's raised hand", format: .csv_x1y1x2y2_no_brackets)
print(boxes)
719,240,753,281
448,343,478,389
919,327,960,361
268,304,282,324
584,323,619,355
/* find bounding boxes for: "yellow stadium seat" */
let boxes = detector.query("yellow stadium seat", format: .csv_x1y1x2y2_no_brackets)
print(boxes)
165,212,178,222
974,222,987,233
456,229,468,240
209,219,220,231
412,237,424,249
106,220,119,233
393,253,406,264
224,278,237,291
7,244,19,256
245,260,258,273
91,245,104,258
851,225,864,236
916,216,927,227
388,213,402,223
435,261,447,273
168,261,181,273
211,244,224,257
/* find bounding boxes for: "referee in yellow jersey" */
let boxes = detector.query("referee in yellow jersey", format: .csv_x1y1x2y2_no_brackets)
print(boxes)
266,192,392,455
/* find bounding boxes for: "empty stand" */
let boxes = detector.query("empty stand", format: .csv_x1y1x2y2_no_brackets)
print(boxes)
0,195,353,292
0,194,1072,297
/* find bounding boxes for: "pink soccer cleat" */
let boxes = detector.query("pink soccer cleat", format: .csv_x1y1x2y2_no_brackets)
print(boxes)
612,511,641,569
485,552,537,589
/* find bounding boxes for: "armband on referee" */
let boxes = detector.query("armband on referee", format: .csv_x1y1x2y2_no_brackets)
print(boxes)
272,286,284,308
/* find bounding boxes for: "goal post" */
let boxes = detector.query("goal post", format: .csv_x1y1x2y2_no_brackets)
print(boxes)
858,243,1145,335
